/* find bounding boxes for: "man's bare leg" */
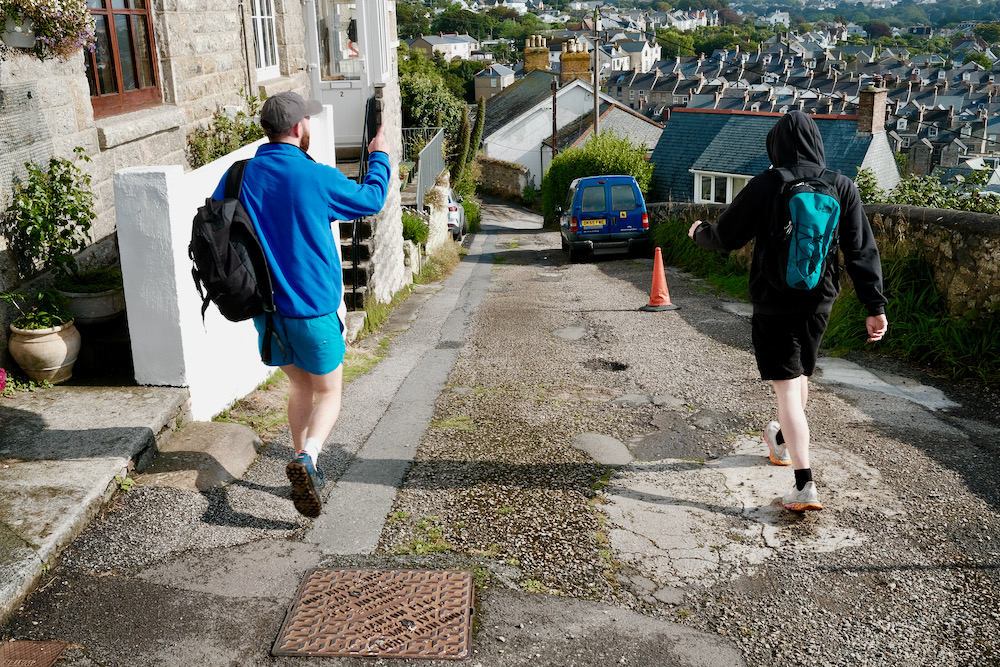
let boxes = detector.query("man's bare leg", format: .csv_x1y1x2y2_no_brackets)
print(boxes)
283,364,344,456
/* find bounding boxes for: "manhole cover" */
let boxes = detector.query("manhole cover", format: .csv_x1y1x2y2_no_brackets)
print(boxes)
0,640,67,667
273,569,475,659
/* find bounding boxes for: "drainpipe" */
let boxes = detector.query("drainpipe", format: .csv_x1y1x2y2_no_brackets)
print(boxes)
238,0,254,93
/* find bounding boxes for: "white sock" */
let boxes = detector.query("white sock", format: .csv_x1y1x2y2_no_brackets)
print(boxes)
304,438,323,467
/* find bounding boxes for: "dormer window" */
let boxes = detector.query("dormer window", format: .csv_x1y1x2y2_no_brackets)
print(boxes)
961,124,972,138
896,118,907,131
751,102,761,111
963,72,971,82
928,124,938,138
937,70,946,80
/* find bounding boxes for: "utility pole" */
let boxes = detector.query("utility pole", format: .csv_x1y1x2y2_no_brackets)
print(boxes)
552,77,558,159
593,5,601,138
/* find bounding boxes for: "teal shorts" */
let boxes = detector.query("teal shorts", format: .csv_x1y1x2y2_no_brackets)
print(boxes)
253,311,345,375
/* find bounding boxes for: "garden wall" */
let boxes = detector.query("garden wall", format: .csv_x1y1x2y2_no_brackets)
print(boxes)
648,201,1000,318
476,156,528,201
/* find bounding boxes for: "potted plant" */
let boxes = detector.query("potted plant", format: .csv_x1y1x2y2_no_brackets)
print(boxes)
2,147,125,325
0,0,95,61
1,290,81,383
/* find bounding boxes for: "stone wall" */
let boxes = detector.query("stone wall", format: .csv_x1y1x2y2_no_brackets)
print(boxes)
0,0,311,363
367,64,408,305
477,156,528,200
647,200,1000,318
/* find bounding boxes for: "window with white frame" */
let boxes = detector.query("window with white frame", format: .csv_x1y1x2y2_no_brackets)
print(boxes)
251,0,281,80
928,124,938,138
694,172,746,204
901,136,911,148
896,118,907,131
961,124,972,138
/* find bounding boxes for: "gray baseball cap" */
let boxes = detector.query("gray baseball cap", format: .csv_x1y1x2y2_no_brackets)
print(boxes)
260,91,323,133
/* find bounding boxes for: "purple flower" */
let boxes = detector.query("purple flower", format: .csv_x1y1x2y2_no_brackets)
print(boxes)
0,368,6,394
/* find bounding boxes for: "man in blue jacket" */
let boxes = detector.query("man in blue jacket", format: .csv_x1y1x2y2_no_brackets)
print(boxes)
688,110,888,512
213,91,390,518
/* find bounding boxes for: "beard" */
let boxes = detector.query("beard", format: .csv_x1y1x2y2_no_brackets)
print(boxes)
300,127,310,153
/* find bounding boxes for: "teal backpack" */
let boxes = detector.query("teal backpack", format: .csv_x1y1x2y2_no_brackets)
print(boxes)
767,168,841,291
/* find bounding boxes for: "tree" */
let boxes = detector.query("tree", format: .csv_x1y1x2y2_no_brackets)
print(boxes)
963,52,991,69
865,21,892,39
396,2,431,39
431,8,496,41
974,23,1000,44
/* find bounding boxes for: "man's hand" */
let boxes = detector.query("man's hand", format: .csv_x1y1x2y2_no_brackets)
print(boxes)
688,220,703,239
368,124,389,155
866,314,888,343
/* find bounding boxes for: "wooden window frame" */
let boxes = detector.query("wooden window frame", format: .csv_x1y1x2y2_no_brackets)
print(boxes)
86,0,161,118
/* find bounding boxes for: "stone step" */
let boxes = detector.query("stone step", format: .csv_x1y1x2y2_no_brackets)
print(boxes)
135,421,262,493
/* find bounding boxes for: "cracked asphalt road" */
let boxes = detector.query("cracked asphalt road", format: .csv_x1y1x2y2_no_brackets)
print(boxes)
3,198,999,666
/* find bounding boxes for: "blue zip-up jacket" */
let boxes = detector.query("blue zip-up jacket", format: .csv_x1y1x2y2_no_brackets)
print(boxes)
213,143,390,318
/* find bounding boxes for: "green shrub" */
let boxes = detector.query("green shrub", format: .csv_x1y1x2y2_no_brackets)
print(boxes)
856,167,1000,215
541,130,653,227
53,267,122,293
462,197,481,233
186,90,266,169
522,186,538,207
402,209,429,245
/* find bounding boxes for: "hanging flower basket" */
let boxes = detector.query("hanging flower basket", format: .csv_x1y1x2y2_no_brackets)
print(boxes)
1,17,36,49
0,1,95,61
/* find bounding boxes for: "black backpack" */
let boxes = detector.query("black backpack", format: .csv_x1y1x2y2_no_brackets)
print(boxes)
189,159,278,363
764,168,841,291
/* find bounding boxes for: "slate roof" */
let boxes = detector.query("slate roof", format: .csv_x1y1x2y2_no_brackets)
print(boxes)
482,69,558,140
649,109,872,203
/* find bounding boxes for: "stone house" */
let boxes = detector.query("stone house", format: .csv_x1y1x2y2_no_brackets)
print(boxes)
408,34,480,62
1,0,407,367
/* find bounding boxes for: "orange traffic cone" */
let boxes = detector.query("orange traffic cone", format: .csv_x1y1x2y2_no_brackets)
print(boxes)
640,247,680,311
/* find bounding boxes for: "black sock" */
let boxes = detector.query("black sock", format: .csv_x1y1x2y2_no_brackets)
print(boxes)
794,468,812,491
776,430,785,446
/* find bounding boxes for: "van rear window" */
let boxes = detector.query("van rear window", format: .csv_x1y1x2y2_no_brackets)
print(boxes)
580,185,607,213
610,184,637,210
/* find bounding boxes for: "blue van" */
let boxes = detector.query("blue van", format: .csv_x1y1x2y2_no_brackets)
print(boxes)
558,175,649,261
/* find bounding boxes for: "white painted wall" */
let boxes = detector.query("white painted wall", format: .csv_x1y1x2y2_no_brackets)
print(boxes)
115,107,338,421
483,82,617,186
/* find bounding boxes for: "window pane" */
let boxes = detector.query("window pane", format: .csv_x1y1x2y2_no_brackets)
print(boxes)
133,15,154,88
714,176,727,203
111,0,126,8
87,0,106,8
88,15,118,95
700,175,711,201
610,184,636,210
581,186,606,213
132,0,145,7
252,16,263,68
733,178,747,198
265,17,277,67
115,14,138,91
315,0,362,80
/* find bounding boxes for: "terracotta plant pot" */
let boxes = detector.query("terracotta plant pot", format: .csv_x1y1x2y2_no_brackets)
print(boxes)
8,320,82,384
57,286,126,325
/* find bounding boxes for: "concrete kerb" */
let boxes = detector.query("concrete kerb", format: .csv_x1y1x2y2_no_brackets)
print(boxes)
0,385,191,625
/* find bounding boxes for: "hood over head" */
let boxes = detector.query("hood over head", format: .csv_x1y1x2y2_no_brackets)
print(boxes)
766,110,826,169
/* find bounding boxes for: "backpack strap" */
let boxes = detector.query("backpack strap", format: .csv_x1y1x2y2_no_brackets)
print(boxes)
224,159,250,200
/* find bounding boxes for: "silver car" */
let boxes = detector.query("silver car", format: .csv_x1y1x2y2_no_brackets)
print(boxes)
447,189,466,240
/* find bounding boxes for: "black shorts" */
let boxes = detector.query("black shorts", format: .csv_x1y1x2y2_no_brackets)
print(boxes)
751,312,830,381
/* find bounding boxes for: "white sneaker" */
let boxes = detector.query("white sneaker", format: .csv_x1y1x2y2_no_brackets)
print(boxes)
763,421,791,466
782,481,823,512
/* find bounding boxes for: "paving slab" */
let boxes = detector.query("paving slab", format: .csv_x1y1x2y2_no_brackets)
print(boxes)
0,385,190,623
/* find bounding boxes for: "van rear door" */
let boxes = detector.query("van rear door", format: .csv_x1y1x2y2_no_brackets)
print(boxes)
578,182,609,233
610,181,640,232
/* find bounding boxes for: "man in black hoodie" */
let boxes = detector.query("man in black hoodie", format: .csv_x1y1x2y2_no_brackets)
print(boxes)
687,110,889,511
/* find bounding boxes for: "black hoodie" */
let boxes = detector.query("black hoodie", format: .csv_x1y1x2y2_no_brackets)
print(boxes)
693,110,887,316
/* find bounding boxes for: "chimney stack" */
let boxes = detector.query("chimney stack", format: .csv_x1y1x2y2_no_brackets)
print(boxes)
524,35,550,74
857,86,888,135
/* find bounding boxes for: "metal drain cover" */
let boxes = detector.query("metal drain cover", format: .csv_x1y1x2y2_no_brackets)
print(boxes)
0,640,67,667
273,569,475,659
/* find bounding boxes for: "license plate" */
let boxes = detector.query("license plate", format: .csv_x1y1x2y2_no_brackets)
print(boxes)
581,219,605,227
